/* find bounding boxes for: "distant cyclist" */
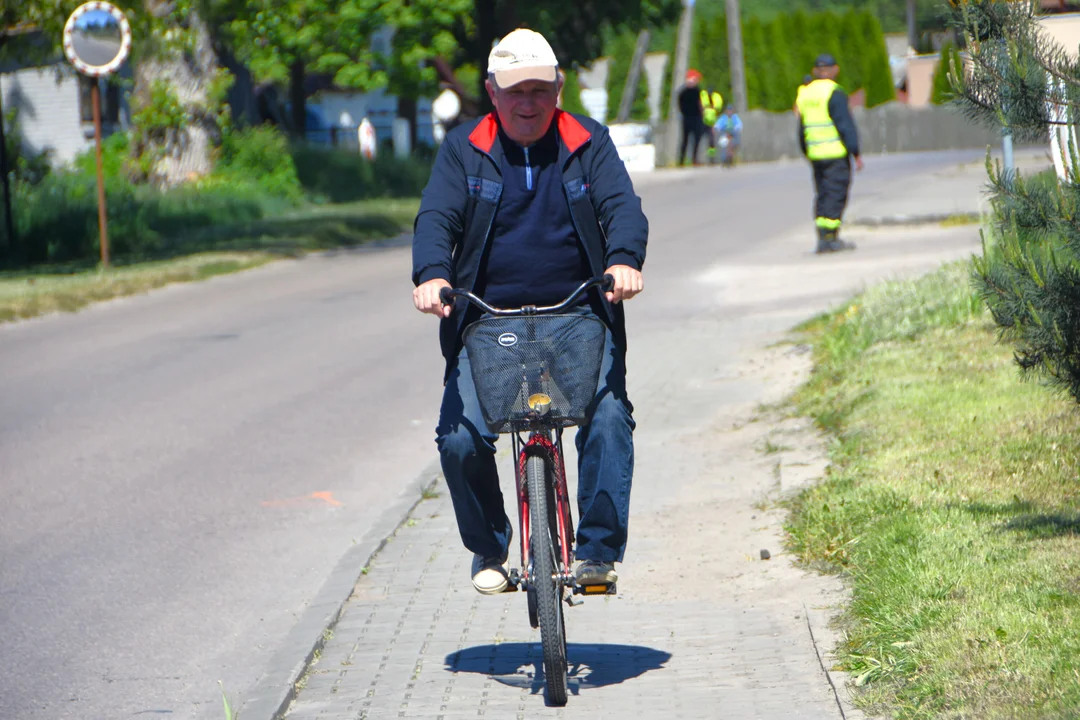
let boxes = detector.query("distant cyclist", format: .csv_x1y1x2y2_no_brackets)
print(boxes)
411,28,648,595
714,105,742,166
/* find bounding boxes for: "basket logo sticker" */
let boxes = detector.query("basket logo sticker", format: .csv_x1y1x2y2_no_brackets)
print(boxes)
498,332,518,347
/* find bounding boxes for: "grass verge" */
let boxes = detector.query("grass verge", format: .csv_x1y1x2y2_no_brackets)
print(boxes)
788,261,1080,719
0,199,418,323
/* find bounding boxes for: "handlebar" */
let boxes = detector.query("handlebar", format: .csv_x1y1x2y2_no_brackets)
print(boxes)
439,275,614,317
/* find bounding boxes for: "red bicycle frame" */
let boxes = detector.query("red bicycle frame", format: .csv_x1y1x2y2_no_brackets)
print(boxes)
514,431,573,585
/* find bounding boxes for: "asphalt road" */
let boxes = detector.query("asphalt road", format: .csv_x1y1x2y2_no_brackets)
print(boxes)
0,149,996,719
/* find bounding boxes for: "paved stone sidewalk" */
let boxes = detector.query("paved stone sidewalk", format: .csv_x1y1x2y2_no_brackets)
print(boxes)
281,221,982,720
282,337,855,719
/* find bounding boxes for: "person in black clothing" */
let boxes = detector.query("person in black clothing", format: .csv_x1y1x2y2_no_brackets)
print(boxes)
677,69,704,166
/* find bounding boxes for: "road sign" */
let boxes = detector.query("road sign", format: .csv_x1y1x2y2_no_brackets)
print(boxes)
63,1,133,268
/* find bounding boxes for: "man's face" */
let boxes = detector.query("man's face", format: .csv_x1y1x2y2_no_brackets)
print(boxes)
486,77,561,146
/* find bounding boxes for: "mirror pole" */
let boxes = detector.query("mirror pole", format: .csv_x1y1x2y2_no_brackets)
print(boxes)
91,79,109,268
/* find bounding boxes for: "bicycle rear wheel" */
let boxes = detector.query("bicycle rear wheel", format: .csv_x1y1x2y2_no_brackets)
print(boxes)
527,453,568,705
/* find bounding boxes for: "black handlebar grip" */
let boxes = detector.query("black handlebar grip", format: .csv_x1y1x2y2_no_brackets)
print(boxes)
602,273,615,292
439,287,453,305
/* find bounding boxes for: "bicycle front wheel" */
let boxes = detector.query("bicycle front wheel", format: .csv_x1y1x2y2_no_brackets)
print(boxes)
527,453,568,705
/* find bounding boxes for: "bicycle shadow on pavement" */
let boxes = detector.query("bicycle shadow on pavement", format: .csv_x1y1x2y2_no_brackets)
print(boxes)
444,643,671,701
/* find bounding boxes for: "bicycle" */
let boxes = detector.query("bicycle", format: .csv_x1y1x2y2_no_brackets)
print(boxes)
439,275,618,706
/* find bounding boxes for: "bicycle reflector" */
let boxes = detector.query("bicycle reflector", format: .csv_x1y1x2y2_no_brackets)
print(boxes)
528,393,552,415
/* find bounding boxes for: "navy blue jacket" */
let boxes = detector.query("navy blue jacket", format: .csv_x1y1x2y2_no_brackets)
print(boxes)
412,111,649,377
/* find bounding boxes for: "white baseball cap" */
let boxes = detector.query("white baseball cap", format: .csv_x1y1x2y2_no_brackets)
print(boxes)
488,28,559,88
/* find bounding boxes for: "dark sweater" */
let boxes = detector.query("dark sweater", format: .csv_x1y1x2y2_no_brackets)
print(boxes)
678,85,702,123
474,124,590,309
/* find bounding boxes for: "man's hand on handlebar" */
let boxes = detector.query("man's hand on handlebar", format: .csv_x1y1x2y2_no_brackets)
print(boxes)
414,278,452,318
605,264,643,304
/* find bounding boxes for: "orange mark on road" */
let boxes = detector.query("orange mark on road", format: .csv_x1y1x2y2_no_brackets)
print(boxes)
311,491,342,506
262,491,342,508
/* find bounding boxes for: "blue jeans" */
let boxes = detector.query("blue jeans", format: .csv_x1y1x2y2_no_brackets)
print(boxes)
436,319,635,564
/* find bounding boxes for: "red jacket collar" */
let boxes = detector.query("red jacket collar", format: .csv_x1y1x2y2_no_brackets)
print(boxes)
468,110,592,155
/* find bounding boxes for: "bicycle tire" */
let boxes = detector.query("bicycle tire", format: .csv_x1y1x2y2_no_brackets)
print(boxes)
527,453,568,705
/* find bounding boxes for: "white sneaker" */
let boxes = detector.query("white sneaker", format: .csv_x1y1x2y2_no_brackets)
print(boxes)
471,553,510,594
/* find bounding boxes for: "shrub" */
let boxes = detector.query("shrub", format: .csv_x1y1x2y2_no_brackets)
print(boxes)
9,171,276,267
72,130,131,181
215,124,302,200
289,143,433,204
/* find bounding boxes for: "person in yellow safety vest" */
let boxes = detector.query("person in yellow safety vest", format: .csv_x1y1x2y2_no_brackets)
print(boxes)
700,86,724,162
795,54,864,253
793,74,812,114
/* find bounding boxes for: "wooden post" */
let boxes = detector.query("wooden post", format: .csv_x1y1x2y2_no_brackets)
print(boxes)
907,0,917,51
91,80,110,268
616,30,651,124
665,1,695,165
726,0,747,113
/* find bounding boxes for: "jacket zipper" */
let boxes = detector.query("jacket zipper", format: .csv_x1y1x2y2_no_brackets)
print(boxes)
524,146,533,190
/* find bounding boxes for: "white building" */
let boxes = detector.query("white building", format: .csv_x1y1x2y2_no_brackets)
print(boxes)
1,51,128,166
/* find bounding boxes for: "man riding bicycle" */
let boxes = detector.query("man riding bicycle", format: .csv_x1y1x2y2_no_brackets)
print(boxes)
411,28,648,595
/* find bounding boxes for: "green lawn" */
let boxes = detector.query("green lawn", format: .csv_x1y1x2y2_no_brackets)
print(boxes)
0,199,419,323
789,262,1080,719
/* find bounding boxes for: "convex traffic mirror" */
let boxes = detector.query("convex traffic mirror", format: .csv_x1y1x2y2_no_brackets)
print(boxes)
63,2,132,78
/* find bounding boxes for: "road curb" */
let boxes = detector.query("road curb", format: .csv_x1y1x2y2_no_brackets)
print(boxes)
803,601,867,720
238,460,443,720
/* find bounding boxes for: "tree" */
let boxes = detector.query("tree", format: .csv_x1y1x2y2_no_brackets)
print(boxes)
742,16,767,110
763,16,796,111
560,67,588,116
836,9,865,94
455,0,681,113
859,10,896,108
930,41,959,106
810,11,844,89
11,1,231,188
690,13,729,101
951,0,1080,403
785,9,818,85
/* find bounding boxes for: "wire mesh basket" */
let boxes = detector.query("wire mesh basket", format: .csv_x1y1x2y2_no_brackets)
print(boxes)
462,314,607,433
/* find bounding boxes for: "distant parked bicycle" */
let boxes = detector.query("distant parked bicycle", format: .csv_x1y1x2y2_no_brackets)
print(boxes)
440,275,617,706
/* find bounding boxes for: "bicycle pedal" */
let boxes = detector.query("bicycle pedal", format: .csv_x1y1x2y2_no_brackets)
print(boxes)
580,582,616,596
503,570,521,592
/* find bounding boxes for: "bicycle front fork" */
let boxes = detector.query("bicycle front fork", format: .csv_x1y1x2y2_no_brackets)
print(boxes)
511,430,572,586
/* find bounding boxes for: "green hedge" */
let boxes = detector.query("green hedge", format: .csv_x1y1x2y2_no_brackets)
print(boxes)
683,8,896,112
2,124,433,269
11,172,281,266
290,143,433,204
